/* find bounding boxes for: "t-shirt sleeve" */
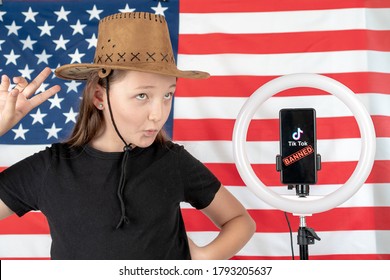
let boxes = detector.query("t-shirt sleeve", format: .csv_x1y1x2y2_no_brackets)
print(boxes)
0,146,53,217
177,145,221,210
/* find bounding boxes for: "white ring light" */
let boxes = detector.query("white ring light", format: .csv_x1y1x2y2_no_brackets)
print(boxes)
233,73,376,215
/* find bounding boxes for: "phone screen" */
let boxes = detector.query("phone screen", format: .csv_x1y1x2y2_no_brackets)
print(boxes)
279,108,317,185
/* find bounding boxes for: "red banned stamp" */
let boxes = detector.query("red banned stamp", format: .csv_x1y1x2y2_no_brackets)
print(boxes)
282,145,314,166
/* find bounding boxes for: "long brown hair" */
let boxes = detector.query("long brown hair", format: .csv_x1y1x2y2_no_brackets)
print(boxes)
65,70,170,147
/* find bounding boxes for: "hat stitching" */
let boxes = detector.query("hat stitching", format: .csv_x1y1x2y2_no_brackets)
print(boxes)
95,52,173,64
161,53,168,62
146,52,156,62
131,52,140,61
101,12,165,23
117,52,126,62
105,53,113,62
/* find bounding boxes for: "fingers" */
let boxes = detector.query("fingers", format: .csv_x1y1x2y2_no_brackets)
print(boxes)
2,89,20,119
1,68,61,110
1,67,52,97
21,67,53,98
30,84,61,108
12,76,29,93
0,75,11,92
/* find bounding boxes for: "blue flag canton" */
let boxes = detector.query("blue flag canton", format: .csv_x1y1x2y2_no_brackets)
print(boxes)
0,0,178,144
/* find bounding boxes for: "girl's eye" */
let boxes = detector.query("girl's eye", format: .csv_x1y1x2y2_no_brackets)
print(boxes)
136,93,147,100
164,92,174,100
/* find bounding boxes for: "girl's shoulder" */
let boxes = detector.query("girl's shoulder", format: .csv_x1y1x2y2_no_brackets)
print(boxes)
37,142,85,160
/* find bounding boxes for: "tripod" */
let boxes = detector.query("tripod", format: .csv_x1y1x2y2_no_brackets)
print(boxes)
289,185,321,260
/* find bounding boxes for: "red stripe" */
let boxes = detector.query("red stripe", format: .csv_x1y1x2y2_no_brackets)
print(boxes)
183,207,390,232
0,212,49,234
0,257,50,260
205,161,390,186
1,255,388,260
180,0,390,13
179,30,390,54
232,254,390,260
4,204,389,234
176,73,390,97
173,116,390,141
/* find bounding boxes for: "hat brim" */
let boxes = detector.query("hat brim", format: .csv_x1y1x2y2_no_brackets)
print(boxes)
55,63,210,80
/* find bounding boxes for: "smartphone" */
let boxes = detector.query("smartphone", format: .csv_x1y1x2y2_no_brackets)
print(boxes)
278,108,318,185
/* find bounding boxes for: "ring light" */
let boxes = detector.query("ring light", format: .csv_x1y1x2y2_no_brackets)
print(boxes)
232,74,376,215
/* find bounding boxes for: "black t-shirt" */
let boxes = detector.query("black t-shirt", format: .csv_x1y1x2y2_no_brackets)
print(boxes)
0,141,221,259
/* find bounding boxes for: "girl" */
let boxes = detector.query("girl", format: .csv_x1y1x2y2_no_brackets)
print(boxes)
0,12,255,259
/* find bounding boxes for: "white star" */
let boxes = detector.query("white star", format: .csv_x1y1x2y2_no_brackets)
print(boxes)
53,35,69,51
5,21,22,36
30,108,47,125
54,6,71,22
48,94,64,109
12,124,29,140
65,80,82,93
87,5,103,20
20,35,37,51
70,20,87,35
0,39,5,51
18,65,34,80
36,82,49,94
45,123,62,140
151,2,168,16
4,50,20,65
63,107,79,124
86,33,97,49
35,50,52,64
119,4,136,13
52,64,61,79
22,7,39,23
68,49,85,63
38,21,55,36
0,11,6,21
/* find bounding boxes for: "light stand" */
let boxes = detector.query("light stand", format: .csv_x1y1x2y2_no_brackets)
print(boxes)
288,184,321,260
276,153,322,260
232,73,376,261
297,215,321,260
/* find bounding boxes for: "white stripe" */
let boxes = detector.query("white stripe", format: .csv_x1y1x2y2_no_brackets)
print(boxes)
1,230,388,258
180,9,390,34
366,8,390,30
4,137,387,166
1,137,388,168
188,230,390,257
181,183,390,210
177,51,390,76
0,234,51,258
174,94,390,119
0,145,48,166
178,138,390,163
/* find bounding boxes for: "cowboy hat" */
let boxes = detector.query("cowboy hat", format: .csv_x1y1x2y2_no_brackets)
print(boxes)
55,12,209,80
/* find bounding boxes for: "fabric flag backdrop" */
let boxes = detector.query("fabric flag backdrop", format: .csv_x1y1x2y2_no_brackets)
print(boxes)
0,0,389,260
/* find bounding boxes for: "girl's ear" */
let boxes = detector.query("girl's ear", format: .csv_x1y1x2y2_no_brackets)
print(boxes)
92,84,105,108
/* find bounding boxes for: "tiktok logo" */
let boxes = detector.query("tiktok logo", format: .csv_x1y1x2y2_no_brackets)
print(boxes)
292,128,303,140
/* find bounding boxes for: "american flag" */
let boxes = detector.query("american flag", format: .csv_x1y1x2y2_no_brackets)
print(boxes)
1,0,390,260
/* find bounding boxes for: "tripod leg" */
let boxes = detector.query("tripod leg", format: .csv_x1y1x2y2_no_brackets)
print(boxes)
299,245,309,260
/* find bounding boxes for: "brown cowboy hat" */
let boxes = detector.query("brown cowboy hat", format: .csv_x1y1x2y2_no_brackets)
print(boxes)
55,12,209,80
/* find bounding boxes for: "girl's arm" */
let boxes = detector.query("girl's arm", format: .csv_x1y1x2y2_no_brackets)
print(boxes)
0,199,14,220
188,185,256,260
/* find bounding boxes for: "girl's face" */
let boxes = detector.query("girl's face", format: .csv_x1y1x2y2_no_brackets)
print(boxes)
93,71,176,151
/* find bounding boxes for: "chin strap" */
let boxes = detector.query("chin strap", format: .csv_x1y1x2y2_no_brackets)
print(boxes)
105,74,131,229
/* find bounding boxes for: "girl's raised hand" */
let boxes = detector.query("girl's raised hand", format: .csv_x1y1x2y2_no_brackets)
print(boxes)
0,67,61,136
